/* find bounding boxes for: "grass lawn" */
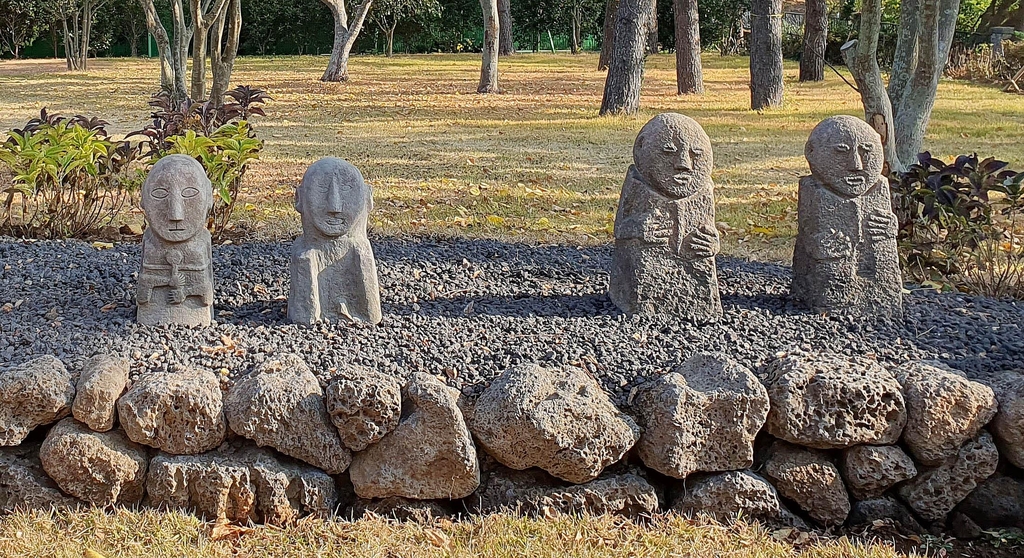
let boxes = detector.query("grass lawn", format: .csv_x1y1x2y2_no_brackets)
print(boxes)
2,53,1022,261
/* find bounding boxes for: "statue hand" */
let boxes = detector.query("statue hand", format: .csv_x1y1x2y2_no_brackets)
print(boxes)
688,226,720,259
866,210,898,241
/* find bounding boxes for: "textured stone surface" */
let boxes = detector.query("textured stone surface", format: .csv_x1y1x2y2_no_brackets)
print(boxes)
958,476,1024,529
225,354,350,474
609,113,722,323
897,431,999,523
848,497,925,534
840,445,917,501
350,373,478,499
673,470,782,523
470,363,639,484
897,362,998,466
350,497,451,521
763,354,906,449
0,356,75,446
1,444,81,512
289,157,382,325
72,354,129,432
791,115,902,319
147,441,338,525
475,468,658,518
324,366,402,451
989,371,1024,468
118,367,226,454
136,155,215,326
634,352,768,478
39,418,147,506
763,441,850,526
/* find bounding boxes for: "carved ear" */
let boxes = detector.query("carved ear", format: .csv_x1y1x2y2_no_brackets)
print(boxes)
294,184,303,214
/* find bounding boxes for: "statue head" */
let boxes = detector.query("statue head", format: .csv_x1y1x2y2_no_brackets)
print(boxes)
295,157,372,240
805,115,884,198
141,155,213,243
633,113,713,199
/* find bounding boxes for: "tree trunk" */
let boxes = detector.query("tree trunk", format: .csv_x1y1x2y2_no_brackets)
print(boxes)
498,0,514,55
321,0,374,82
749,0,783,110
978,0,1024,32
673,0,703,94
600,0,655,115
138,0,187,100
209,0,241,106
190,0,231,100
478,0,500,92
385,22,395,57
799,0,826,81
646,3,658,53
571,6,582,54
599,0,620,70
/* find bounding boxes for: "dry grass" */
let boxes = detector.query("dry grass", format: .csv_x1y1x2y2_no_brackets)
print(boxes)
0,508,923,558
1,53,1023,261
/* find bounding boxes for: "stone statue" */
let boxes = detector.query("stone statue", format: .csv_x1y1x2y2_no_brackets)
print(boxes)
791,115,902,318
609,113,722,323
288,157,382,325
137,155,215,326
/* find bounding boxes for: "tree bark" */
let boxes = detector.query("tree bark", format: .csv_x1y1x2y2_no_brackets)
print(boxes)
321,0,374,82
385,21,395,57
749,0,783,110
479,0,500,92
673,0,703,94
498,0,514,55
600,0,655,115
138,0,187,99
598,0,620,70
209,0,241,106
799,0,826,81
571,4,583,54
646,2,658,53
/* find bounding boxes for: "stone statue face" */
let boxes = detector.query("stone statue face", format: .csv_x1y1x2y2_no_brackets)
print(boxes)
141,155,213,243
633,113,713,199
805,115,884,198
296,157,371,239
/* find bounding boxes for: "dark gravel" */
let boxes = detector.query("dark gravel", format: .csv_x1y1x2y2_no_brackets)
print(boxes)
1,236,1022,405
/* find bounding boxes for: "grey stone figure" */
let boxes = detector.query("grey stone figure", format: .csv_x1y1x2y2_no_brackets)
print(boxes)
288,157,382,325
137,155,215,326
791,115,902,318
608,113,723,323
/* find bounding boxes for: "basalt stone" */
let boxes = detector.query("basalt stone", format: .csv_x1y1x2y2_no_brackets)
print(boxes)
1,444,81,512
349,373,478,500
225,354,350,475
39,418,148,506
958,475,1024,529
118,367,226,454
350,497,451,521
634,352,768,478
136,155,215,326
763,441,851,527
791,115,902,319
474,467,658,518
840,445,917,501
897,431,999,523
988,371,1024,468
72,354,129,432
672,470,782,523
763,354,906,449
848,497,925,535
470,363,639,484
324,366,402,452
609,113,723,323
896,362,998,466
0,356,75,446
289,157,382,325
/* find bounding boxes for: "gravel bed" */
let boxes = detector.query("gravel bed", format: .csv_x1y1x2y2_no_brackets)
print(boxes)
1,236,1022,405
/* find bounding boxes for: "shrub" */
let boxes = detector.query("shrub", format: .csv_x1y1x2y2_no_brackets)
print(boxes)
892,152,1024,298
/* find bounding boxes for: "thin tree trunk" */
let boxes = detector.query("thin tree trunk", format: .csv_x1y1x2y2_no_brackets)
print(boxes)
171,0,191,98
600,0,655,115
209,0,241,106
799,0,827,81
646,2,658,54
599,0,620,70
673,0,703,94
749,0,783,110
498,0,514,55
478,0,500,92
321,0,374,82
385,22,395,57
190,0,231,100
571,6,582,54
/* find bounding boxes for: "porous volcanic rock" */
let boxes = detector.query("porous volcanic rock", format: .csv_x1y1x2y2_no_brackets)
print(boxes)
224,354,350,475
475,467,658,518
38,418,148,506
72,354,129,432
957,475,1024,529
763,441,850,526
350,497,451,521
324,366,402,451
117,367,226,454
349,373,478,500
634,352,768,479
1,444,81,512
897,362,998,466
0,356,75,446
470,363,639,484
897,430,999,523
840,445,917,501
989,371,1024,468
847,497,925,535
762,354,905,449
672,470,781,523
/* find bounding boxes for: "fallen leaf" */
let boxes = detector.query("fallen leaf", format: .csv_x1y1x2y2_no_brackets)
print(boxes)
84,551,108,558
91,242,114,250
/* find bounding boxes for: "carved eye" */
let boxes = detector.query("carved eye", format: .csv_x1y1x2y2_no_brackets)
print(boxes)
181,187,200,198
834,144,851,153
150,188,169,199
662,142,678,153
690,147,704,157
860,143,874,152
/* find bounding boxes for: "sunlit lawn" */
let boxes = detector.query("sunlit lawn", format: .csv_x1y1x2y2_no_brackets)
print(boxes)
1,53,1022,261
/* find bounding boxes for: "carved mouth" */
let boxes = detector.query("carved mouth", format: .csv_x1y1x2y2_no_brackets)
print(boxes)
672,173,692,186
168,226,186,232
844,176,867,187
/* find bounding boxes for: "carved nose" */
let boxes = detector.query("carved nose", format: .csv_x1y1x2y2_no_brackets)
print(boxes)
676,151,692,170
852,151,864,171
169,197,185,221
